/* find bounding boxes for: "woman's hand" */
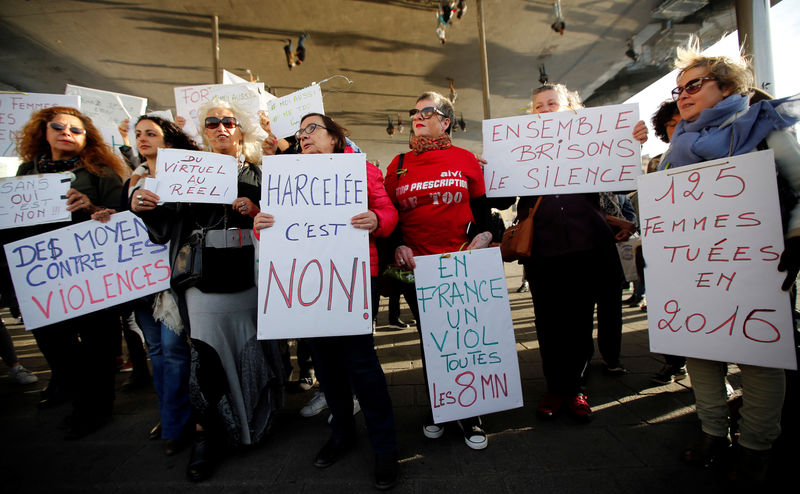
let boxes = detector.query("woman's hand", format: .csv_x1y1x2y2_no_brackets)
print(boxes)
234,197,260,218
259,111,278,156
632,120,648,144
351,211,378,233
131,189,161,213
91,208,116,223
176,116,187,129
66,188,98,213
118,118,131,146
466,231,492,250
253,212,275,231
395,245,416,270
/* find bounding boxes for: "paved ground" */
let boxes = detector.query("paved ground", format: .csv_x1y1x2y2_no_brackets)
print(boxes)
1,262,796,493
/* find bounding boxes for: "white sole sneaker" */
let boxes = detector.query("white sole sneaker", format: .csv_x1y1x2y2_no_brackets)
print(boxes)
422,423,444,439
458,421,488,450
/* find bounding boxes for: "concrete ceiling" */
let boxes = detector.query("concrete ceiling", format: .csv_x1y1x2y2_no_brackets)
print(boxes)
0,0,737,167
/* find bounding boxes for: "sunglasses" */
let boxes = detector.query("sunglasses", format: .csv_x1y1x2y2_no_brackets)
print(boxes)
408,106,445,120
204,116,239,129
294,122,327,140
671,77,717,101
48,122,86,135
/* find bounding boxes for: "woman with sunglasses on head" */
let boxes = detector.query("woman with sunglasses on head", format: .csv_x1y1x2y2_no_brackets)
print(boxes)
659,40,800,484
254,113,400,490
10,106,128,439
383,91,494,451
134,99,285,482
518,84,648,424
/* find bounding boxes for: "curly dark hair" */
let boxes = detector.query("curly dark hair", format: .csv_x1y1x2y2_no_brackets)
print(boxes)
651,100,680,143
135,115,201,152
17,106,128,179
299,113,349,153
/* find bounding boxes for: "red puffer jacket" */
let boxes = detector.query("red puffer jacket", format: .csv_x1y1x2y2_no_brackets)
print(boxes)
365,161,398,276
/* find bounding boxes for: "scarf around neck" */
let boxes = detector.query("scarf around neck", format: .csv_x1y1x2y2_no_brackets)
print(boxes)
36,154,80,173
409,133,452,155
661,93,800,169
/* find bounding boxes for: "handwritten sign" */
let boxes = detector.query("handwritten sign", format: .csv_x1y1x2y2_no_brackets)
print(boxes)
256,153,371,339
482,103,642,197
639,150,796,370
414,248,523,423
0,93,81,157
173,82,273,142
3,211,170,330
152,148,238,204
0,174,71,229
266,85,325,139
64,85,147,130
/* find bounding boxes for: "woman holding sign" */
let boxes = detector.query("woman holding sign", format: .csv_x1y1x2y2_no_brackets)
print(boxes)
135,99,285,482
254,113,400,490
384,91,495,450
13,106,127,439
518,84,647,423
659,42,800,483
124,115,200,455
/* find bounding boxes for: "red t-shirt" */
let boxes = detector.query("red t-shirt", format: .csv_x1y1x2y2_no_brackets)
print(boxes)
385,146,486,256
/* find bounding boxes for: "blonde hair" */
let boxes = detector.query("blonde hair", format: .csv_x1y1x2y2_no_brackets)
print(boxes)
530,83,584,113
674,36,753,96
197,98,262,164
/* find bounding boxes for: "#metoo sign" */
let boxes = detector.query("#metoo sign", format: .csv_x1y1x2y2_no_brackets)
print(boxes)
257,153,372,339
639,150,796,370
4,211,170,330
414,248,523,423
482,103,641,197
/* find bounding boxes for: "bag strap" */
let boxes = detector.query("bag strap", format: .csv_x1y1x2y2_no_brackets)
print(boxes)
395,153,407,176
515,196,543,224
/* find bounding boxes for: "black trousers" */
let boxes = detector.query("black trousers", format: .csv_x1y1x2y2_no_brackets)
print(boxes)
33,309,119,418
526,245,621,396
308,278,396,454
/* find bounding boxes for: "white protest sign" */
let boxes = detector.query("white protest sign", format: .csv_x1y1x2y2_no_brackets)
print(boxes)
639,150,796,370
64,84,147,131
153,148,238,204
223,69,249,84
173,82,272,142
414,248,523,423
267,84,325,139
3,211,170,329
482,103,641,197
0,174,71,229
0,93,81,156
257,153,371,339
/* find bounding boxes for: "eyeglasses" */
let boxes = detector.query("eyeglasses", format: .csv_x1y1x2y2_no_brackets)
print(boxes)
409,106,445,120
204,116,239,129
48,122,86,135
294,123,327,140
671,77,717,101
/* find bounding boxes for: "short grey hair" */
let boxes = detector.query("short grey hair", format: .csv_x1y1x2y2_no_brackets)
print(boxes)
416,91,455,134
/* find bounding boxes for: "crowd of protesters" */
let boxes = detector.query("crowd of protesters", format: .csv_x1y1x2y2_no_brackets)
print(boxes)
2,37,799,491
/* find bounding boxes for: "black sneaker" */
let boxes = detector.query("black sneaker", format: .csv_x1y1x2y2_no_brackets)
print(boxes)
374,451,399,490
651,364,688,385
457,418,488,450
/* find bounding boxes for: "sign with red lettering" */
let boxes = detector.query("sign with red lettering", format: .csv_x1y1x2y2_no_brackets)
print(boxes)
0,173,71,229
173,82,272,143
639,150,796,370
482,103,641,197
414,248,523,423
256,153,372,339
0,93,81,157
3,211,170,330
152,148,238,204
